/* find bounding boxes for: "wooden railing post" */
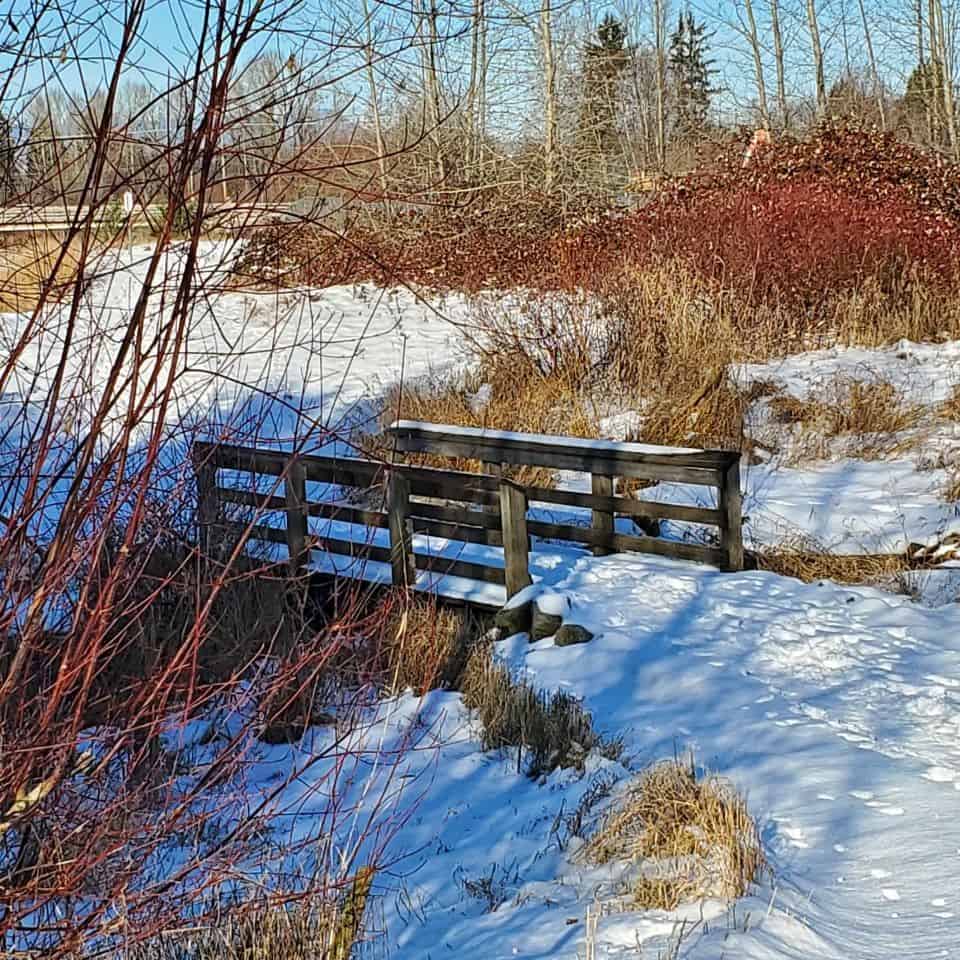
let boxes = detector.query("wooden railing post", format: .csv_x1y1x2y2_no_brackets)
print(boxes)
590,474,614,557
718,455,744,572
482,461,504,547
193,447,219,559
285,458,309,577
387,470,415,588
499,479,532,598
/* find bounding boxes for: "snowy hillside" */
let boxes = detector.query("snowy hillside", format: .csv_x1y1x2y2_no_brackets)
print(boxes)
239,554,960,958
6,248,960,957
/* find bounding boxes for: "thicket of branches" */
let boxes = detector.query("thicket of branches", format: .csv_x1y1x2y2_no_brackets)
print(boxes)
0,0,453,955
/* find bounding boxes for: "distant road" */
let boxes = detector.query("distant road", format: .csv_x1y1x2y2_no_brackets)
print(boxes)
0,200,335,234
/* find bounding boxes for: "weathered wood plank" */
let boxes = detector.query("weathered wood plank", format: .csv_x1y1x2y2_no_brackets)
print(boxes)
239,522,288,544
387,471,415,587
388,422,736,474
314,536,392,565
194,441,383,488
389,422,737,465
523,485,722,526
391,434,723,486
285,460,309,576
194,460,220,557
194,441,288,477
408,500,503,529
409,516,502,546
526,518,727,566
718,456,744,572
591,474,614,557
499,480,532,598
218,487,391,530
414,553,506,585
403,467,499,504
216,487,287,512
308,501,390,529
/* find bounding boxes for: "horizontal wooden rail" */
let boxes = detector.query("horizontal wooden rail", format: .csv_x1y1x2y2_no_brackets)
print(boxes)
526,519,726,566
524,485,723,527
388,421,735,485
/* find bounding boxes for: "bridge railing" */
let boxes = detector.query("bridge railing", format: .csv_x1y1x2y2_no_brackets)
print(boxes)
191,424,742,603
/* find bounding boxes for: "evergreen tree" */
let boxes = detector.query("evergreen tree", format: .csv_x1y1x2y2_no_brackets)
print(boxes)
576,15,631,168
669,10,716,138
902,59,950,147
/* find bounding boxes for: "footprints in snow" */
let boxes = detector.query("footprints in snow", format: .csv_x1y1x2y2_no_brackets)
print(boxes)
849,789,905,817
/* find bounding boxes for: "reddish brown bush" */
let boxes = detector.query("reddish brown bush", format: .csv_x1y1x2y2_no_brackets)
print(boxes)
237,122,960,311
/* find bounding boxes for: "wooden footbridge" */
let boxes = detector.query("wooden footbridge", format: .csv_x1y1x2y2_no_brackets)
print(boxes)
192,422,743,609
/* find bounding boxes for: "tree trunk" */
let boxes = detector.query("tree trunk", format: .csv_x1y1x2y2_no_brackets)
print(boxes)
426,0,446,182
769,0,788,125
540,0,558,193
929,0,942,144
654,0,667,171
856,0,886,129
743,0,770,128
934,0,958,155
805,0,827,114
361,0,391,204
465,0,487,180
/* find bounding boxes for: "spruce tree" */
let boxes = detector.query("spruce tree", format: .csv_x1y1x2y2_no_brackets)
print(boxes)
669,10,716,139
577,14,631,174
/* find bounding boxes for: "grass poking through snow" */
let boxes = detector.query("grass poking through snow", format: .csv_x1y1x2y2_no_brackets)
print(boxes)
460,646,622,778
576,758,764,910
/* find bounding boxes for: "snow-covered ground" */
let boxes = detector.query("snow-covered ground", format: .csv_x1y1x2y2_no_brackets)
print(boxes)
8,246,960,956
0,242,472,452
237,554,960,958
4,243,960,554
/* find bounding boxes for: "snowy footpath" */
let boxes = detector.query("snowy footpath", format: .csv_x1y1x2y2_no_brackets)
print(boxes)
330,554,960,959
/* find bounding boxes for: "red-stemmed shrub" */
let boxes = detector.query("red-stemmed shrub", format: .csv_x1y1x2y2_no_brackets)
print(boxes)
257,122,960,310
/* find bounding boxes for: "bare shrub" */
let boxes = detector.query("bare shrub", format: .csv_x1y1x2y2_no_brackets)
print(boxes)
576,759,764,910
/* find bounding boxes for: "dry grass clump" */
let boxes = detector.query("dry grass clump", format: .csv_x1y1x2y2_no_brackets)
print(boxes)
945,472,960,504
940,384,960,422
379,594,477,695
460,646,621,777
769,377,923,461
626,370,755,453
751,538,909,585
0,233,84,312
577,759,763,910
129,870,375,960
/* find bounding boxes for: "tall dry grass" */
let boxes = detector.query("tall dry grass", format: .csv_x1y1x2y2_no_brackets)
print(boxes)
768,376,925,462
460,646,622,777
0,233,86,313
373,261,960,473
379,593,478,695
